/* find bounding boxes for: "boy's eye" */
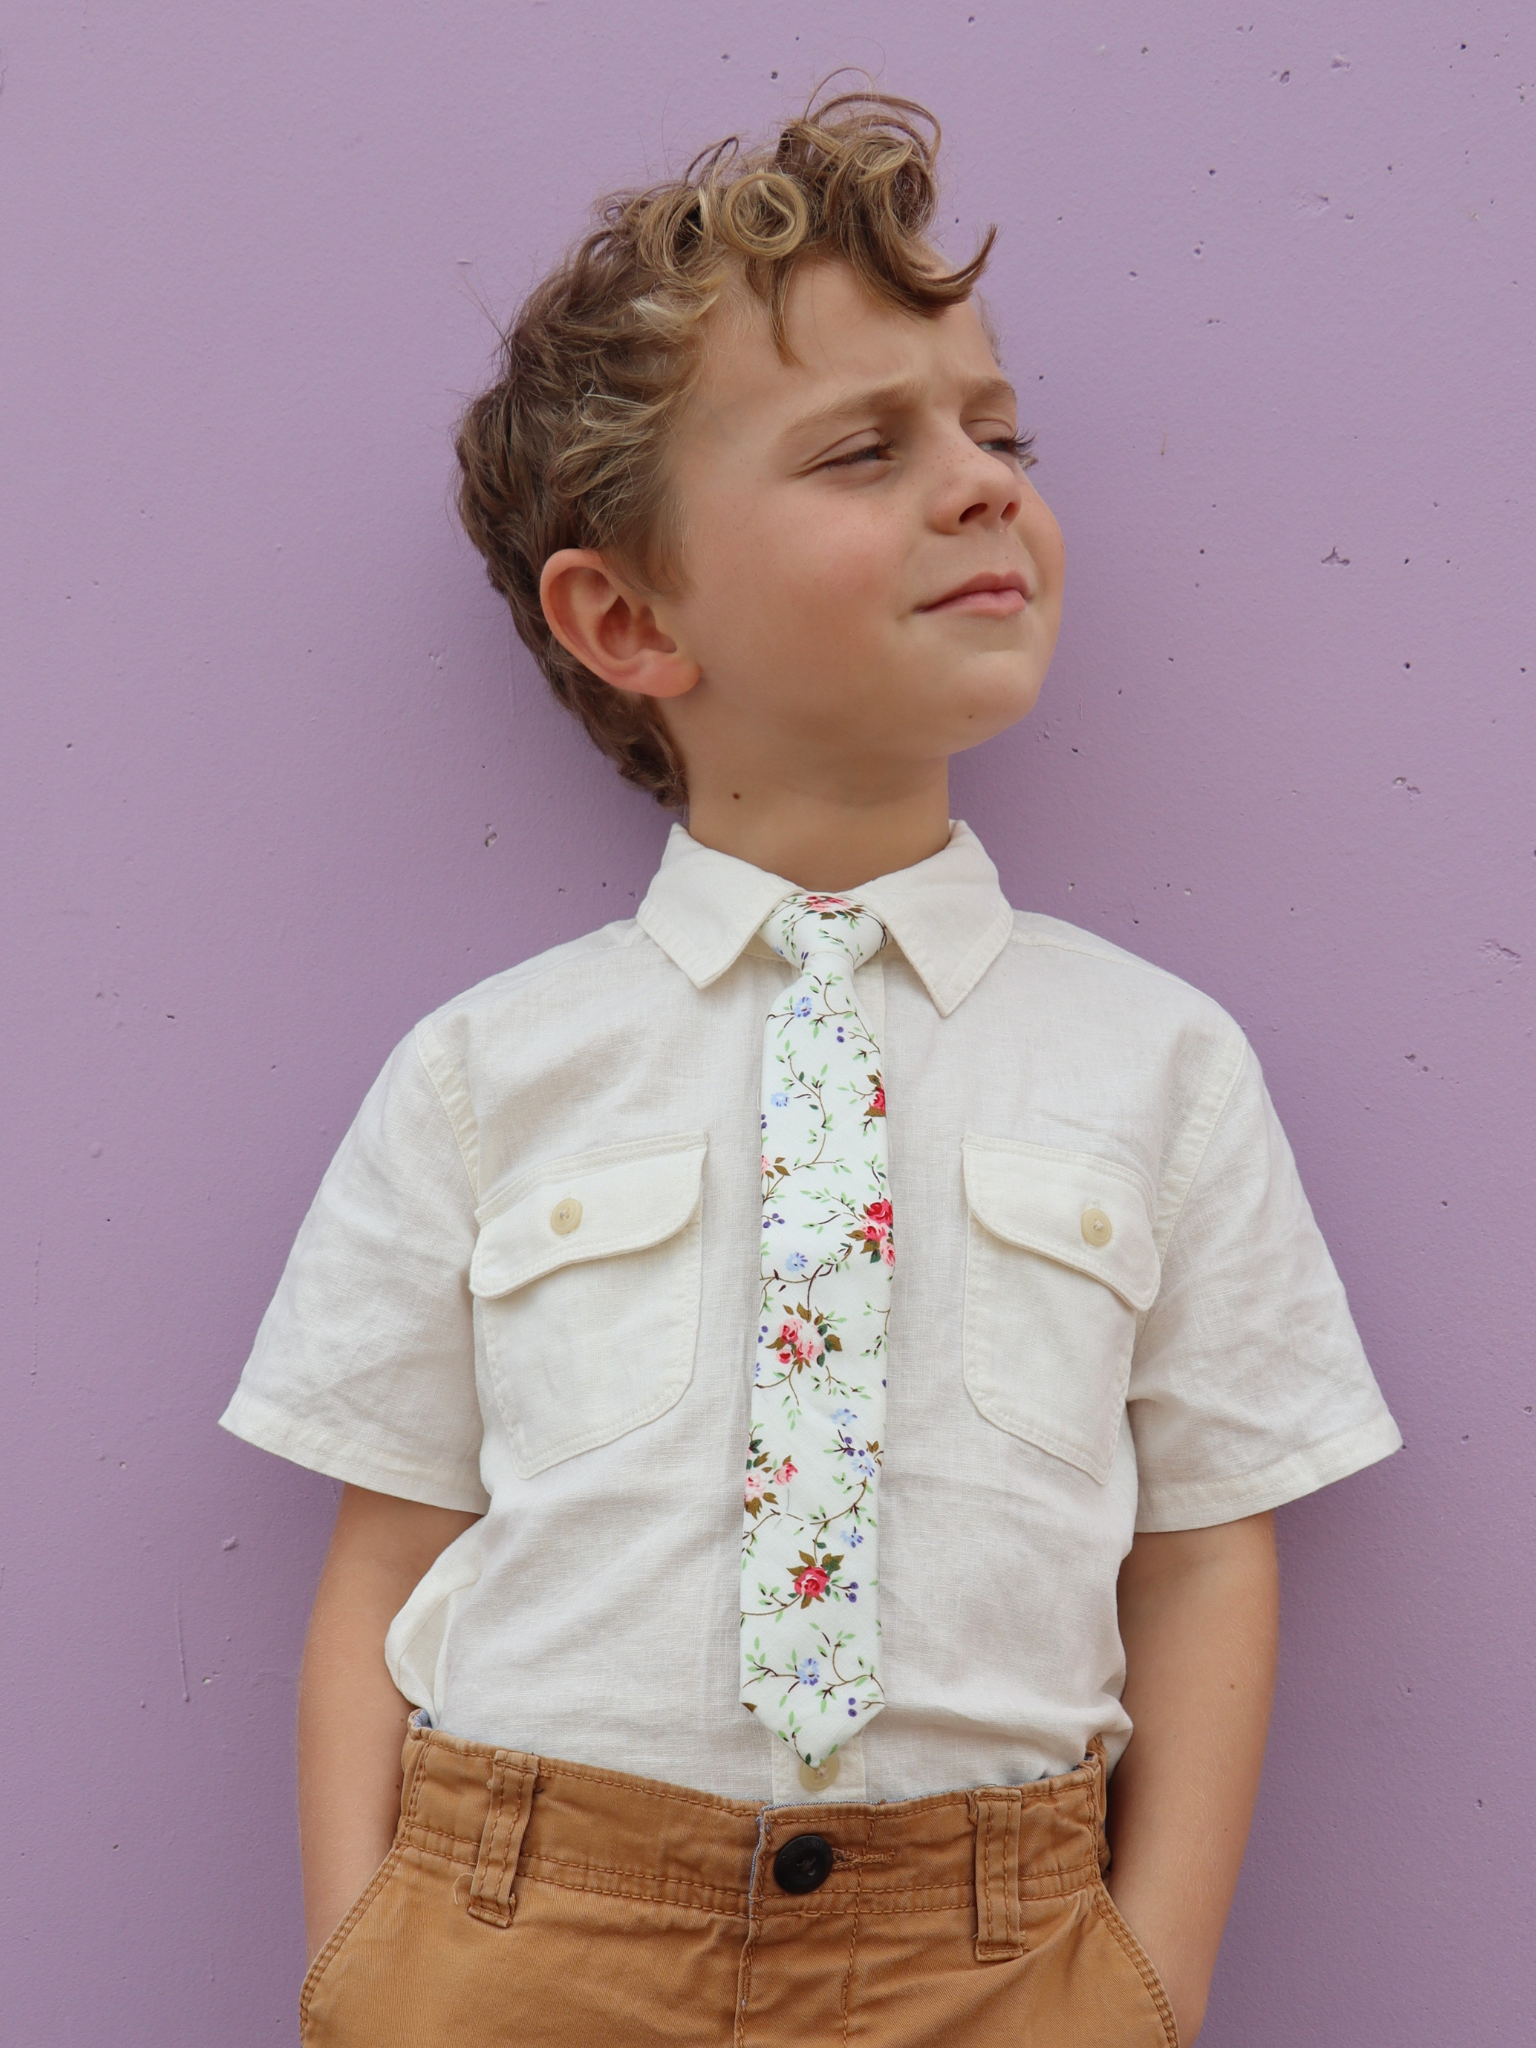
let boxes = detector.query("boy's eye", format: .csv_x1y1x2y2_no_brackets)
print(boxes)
822,441,893,469
980,430,1038,469
817,429,1038,471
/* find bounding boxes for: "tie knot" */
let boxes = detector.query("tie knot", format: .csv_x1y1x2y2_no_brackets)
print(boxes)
760,893,889,975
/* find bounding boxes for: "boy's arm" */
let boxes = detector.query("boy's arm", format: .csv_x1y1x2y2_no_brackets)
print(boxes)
1107,1510,1279,2045
297,1484,482,1964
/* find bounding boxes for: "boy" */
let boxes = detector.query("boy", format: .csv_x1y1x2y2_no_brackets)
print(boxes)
221,91,1400,2046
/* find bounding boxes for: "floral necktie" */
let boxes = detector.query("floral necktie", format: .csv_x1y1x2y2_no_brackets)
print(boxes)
741,893,892,1768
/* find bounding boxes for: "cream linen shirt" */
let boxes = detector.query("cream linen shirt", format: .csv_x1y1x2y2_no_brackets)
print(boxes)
221,822,1400,1804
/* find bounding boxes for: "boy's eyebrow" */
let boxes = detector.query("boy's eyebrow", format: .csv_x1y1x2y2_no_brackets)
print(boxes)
782,373,1019,446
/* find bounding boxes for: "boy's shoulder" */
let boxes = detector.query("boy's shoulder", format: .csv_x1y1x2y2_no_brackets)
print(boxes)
1006,906,1169,970
414,915,651,1035
451,914,645,992
1001,907,1245,1042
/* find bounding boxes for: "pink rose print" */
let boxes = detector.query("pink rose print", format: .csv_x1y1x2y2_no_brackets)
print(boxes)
775,1318,824,1369
854,1196,894,1266
791,1562,830,1602
867,1085,886,1118
772,1458,797,1486
744,1471,766,1500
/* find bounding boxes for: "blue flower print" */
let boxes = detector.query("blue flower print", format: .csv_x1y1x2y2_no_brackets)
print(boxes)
847,1527,864,1548
793,995,814,1018
770,1090,790,1108
853,1449,876,1479
831,1407,858,1427
797,1655,821,1689
785,1250,809,1275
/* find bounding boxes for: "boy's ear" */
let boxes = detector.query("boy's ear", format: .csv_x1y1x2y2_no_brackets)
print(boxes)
538,549,699,701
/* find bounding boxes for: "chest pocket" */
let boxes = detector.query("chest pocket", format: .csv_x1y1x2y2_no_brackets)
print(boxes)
961,1137,1160,1484
469,1132,707,1479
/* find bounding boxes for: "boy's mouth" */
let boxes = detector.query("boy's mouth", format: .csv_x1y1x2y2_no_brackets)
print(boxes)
917,571,1030,617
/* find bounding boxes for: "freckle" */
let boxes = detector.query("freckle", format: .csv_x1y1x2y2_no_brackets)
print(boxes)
732,791,741,800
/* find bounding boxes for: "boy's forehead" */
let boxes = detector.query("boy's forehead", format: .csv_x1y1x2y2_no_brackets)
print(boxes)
691,261,1005,438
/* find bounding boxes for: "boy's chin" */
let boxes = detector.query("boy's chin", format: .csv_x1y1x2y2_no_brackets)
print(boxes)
928,670,1047,750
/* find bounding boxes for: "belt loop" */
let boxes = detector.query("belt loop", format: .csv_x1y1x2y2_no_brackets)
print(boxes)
968,1789,1025,1962
467,1750,537,1928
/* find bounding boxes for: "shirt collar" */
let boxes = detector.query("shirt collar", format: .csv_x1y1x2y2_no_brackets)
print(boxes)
635,820,1014,1018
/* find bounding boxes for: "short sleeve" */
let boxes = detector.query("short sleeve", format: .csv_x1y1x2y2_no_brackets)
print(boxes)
218,1026,489,1513
1128,1035,1401,1532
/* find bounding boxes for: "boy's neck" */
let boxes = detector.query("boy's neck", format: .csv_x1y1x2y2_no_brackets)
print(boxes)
683,770,954,894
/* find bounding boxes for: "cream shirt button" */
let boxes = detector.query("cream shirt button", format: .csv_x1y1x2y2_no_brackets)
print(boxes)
798,1753,840,1793
1081,1205,1113,1248
550,1197,583,1236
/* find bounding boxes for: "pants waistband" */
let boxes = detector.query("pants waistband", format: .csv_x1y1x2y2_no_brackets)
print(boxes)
396,1721,1111,1959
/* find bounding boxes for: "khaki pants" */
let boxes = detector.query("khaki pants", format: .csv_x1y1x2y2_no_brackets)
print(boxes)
301,1721,1178,2047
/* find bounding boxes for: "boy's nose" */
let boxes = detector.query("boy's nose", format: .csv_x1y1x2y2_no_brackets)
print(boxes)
940,447,1023,533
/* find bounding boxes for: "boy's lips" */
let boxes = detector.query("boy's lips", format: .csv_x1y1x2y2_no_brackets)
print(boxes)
917,570,1030,617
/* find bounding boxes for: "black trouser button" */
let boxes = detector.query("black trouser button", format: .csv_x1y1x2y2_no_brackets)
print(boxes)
773,1833,835,1894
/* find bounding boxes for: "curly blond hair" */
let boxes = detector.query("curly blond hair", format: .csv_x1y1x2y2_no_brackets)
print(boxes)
454,87,994,809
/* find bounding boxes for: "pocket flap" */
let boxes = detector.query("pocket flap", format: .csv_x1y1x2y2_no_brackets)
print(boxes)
962,1137,1160,1311
470,1132,708,1300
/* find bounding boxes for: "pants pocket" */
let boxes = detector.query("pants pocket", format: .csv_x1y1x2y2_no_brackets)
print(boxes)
1090,1883,1180,2048
298,1843,406,2039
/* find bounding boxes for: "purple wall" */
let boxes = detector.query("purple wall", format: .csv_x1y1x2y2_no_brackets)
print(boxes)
3,4,1531,2040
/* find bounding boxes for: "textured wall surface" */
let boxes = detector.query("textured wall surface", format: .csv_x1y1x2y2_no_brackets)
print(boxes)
3,4,1532,2041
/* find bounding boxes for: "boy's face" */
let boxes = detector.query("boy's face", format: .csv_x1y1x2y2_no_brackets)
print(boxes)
654,258,1064,798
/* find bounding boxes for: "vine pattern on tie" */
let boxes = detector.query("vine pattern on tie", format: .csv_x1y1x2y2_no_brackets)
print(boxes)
741,893,892,1765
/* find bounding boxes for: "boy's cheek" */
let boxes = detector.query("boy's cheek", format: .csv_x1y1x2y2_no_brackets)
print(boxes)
684,505,914,690
792,539,910,640
1018,500,1066,593
738,545,896,656
751,489,898,588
